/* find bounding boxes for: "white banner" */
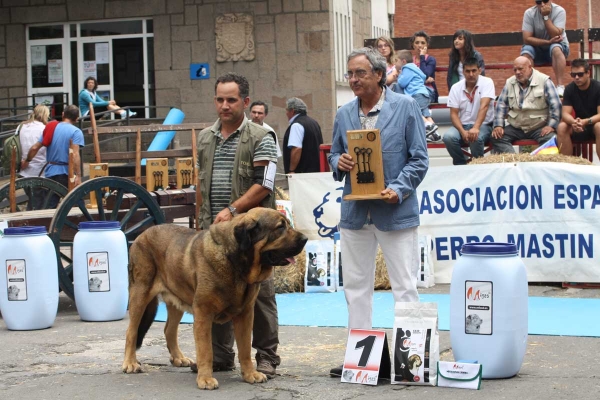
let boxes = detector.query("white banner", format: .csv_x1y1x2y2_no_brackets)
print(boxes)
288,163,600,283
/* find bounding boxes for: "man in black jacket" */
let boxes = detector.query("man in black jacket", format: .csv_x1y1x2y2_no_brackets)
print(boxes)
283,97,323,173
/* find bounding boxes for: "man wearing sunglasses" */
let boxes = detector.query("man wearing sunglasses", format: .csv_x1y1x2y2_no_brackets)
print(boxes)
556,59,600,160
521,0,569,97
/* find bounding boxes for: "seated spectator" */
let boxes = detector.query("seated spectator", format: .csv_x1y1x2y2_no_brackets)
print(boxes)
376,36,399,86
447,29,486,91
521,0,568,96
443,57,495,165
393,50,440,142
556,59,600,160
19,104,49,210
410,31,438,103
491,56,561,154
78,76,136,119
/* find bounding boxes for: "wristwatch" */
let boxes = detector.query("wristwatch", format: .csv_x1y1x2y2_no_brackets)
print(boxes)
589,118,594,126
228,205,238,217
543,15,549,21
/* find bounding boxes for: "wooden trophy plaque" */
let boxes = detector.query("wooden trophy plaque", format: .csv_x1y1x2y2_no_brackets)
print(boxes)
88,163,109,208
343,129,386,201
176,157,194,189
146,158,169,191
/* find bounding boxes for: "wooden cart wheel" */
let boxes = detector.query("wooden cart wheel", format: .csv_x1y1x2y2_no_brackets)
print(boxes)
48,177,165,300
0,177,68,212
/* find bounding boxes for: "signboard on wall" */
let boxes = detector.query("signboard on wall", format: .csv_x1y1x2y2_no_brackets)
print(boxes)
190,63,210,80
84,61,97,80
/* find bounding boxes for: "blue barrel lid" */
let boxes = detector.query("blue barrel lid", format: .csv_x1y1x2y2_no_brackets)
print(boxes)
78,221,121,230
461,242,518,255
3,226,47,235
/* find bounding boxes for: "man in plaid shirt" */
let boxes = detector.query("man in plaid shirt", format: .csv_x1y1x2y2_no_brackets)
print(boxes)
491,56,561,154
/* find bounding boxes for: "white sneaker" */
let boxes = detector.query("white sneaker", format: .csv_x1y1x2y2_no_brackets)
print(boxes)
557,85,565,97
127,110,137,118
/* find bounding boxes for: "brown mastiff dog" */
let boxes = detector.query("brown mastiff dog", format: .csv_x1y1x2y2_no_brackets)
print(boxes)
122,208,307,390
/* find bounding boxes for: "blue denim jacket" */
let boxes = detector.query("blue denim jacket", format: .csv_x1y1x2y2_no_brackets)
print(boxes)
328,87,429,231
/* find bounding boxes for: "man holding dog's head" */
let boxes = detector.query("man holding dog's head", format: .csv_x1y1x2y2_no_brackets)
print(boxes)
327,47,429,376
196,73,280,378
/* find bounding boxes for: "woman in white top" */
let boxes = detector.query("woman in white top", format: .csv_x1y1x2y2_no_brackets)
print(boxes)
19,104,49,209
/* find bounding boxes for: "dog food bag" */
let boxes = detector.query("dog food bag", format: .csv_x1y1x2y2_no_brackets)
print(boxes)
304,239,335,293
276,200,294,228
333,232,343,291
417,235,435,288
391,302,439,386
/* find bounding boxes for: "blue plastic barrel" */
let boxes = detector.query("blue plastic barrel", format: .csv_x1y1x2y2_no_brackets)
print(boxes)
141,107,185,165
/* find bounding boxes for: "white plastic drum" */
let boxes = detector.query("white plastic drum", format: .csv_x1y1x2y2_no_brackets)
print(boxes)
73,221,128,321
0,226,59,330
450,242,528,378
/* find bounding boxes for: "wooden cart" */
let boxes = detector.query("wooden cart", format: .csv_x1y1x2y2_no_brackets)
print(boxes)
0,122,209,299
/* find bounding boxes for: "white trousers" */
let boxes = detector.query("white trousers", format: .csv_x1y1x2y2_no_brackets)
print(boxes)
340,225,419,330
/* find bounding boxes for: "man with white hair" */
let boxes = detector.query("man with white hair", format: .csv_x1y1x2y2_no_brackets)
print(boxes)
327,47,428,377
283,97,323,174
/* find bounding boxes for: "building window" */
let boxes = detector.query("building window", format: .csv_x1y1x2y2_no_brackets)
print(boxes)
29,25,64,40
81,21,143,37
334,0,352,83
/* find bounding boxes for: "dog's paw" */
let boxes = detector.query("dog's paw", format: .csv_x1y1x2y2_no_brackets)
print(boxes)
242,370,268,384
122,360,143,374
170,355,195,369
196,376,219,390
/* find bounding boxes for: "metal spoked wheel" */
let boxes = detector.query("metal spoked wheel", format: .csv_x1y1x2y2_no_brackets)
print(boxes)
0,177,68,213
48,177,165,299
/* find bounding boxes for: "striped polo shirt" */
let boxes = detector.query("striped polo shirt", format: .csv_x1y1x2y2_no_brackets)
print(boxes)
210,117,278,221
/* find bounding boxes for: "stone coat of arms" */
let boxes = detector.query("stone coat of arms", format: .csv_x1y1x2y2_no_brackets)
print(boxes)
216,13,255,62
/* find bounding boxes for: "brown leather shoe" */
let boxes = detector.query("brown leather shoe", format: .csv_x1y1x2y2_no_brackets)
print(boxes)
256,359,276,378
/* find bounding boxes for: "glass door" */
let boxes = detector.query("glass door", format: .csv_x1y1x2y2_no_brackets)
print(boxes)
27,24,71,118
79,40,114,114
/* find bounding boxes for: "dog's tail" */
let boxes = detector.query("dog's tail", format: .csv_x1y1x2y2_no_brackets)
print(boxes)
136,296,159,349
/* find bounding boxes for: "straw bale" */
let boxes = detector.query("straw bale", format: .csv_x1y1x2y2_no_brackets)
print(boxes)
470,153,593,166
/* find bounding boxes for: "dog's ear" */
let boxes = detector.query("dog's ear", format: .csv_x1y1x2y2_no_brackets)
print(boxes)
234,215,259,251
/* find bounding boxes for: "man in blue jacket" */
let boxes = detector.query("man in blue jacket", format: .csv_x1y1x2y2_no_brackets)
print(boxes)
328,47,429,376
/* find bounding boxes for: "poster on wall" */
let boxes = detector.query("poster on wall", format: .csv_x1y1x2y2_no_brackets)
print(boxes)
31,45,46,66
84,61,97,80
96,43,109,64
48,60,63,83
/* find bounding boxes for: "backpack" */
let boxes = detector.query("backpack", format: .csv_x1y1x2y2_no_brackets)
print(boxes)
1,124,22,174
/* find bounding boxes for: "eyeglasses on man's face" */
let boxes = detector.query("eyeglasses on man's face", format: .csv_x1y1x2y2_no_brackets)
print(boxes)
570,72,587,78
344,69,370,80
535,0,549,4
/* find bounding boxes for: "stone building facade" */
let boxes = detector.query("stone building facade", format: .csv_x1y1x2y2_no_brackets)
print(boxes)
0,0,394,147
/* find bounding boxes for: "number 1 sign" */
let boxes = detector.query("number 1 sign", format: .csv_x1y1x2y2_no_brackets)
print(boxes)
341,329,391,385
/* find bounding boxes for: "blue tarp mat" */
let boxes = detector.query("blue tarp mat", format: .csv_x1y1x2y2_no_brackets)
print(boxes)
155,291,600,337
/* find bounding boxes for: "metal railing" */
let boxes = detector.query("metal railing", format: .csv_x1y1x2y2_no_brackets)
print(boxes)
0,92,69,117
